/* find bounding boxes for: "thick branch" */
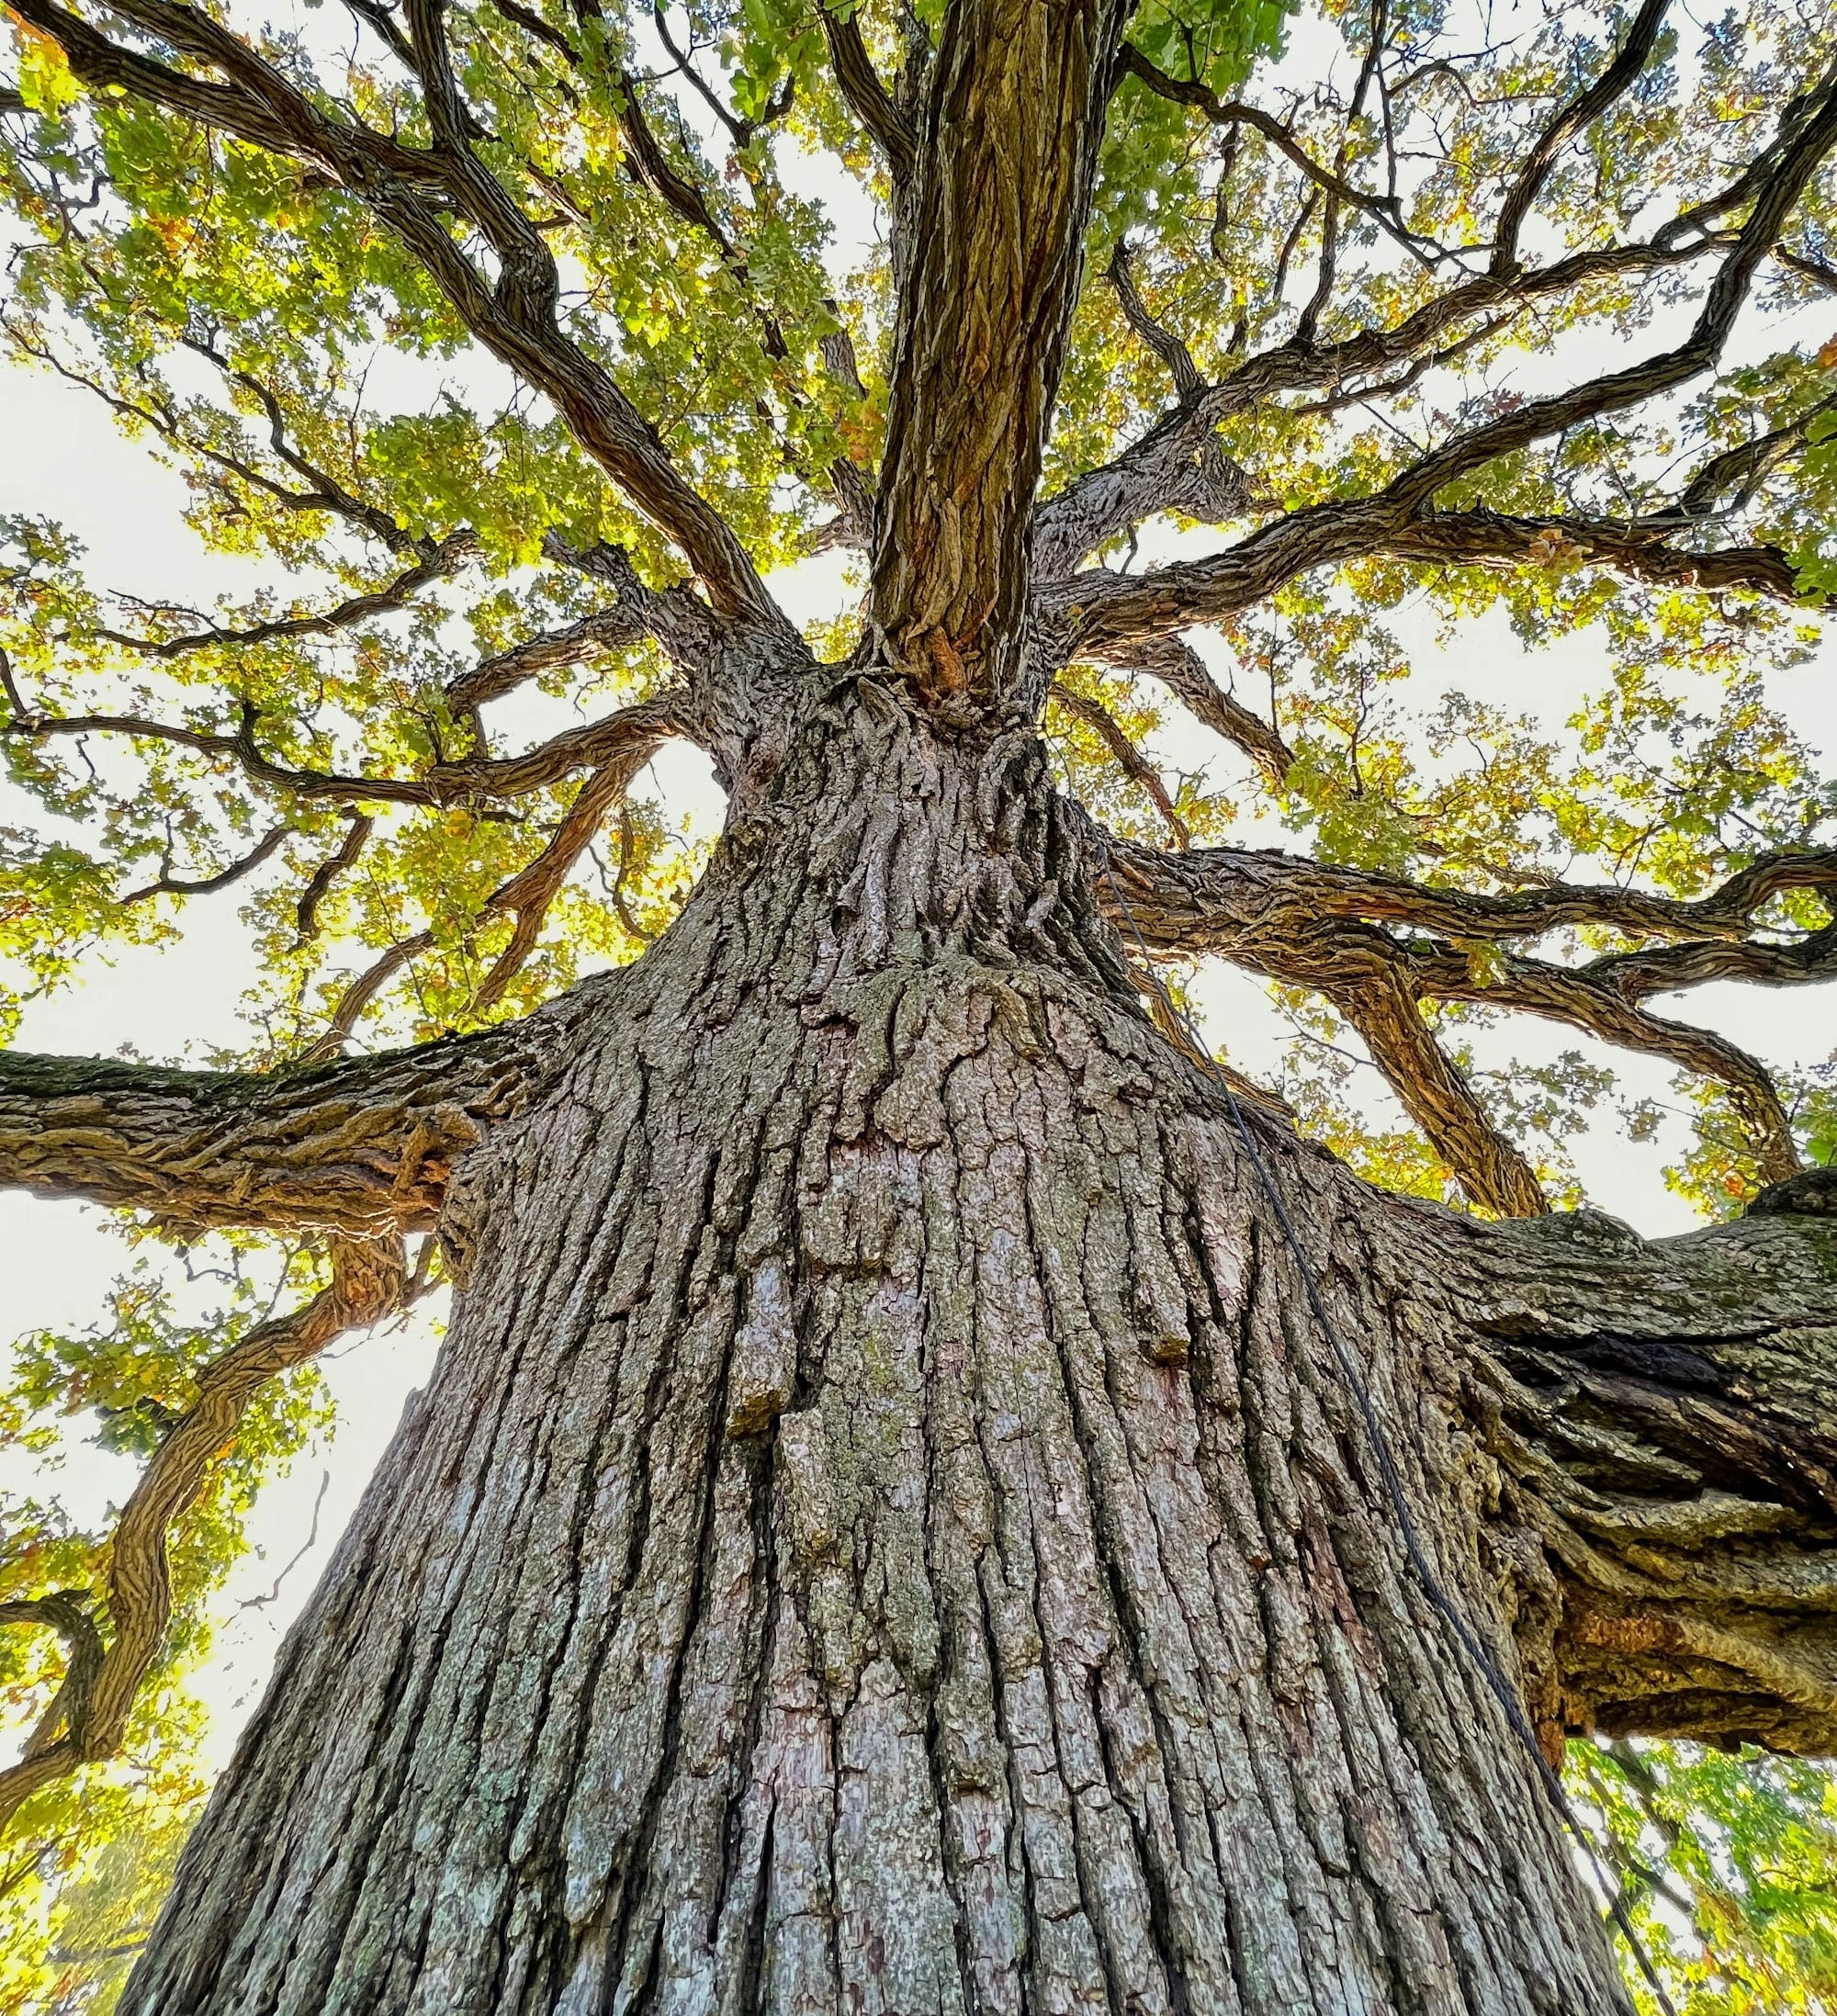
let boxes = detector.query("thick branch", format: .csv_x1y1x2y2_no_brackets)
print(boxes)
1058,482,1829,655
1031,237,1717,581
295,811,374,940
870,0,1131,709
1098,834,1833,1183
1104,835,1837,952
0,1031,552,1235
1106,240,1202,403
470,743,658,1008
1440,1193,1837,1751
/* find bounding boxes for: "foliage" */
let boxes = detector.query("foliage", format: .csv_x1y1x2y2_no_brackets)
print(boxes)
1573,1740,1837,2014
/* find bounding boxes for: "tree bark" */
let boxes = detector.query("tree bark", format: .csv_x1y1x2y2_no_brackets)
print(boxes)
118,687,1837,2016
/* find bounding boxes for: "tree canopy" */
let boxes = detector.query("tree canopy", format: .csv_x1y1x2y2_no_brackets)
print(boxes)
1,0,1836,2002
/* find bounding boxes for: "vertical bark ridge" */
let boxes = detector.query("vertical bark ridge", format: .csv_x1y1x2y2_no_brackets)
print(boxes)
125,690,1634,2016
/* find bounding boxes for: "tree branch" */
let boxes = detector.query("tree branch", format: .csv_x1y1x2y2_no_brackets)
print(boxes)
1491,0,1672,276
1115,44,1436,265
0,1233,411,1833
5,687,691,809
97,536,479,661
10,0,786,631
0,1031,552,1235
1332,965,1549,1217
1445,1195,1837,1751
818,0,917,177
470,748,657,1008
1096,833,1834,1184
119,822,290,906
295,812,374,940
1031,239,1719,581
1079,634,1293,787
869,0,1132,709
1106,240,1201,404
1048,681,1189,847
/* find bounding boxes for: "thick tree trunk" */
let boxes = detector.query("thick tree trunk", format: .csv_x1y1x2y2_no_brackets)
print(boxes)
123,686,1651,2015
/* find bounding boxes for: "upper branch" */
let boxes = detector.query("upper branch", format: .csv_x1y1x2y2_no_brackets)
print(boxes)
1115,44,1437,265
1490,0,1673,276
1332,961,1548,1219
1056,478,1830,658
818,0,918,177
868,0,1132,712
1030,241,1713,583
7,0,785,631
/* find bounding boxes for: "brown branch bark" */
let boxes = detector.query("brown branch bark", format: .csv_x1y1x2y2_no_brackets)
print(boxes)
1081,634,1294,787
1106,240,1202,403
1331,966,1549,1218
1095,831,1834,1187
295,811,375,941
1031,238,1720,580
119,822,290,906
869,0,1132,710
1449,1193,1837,1751
470,749,657,1008
0,1234,410,1833
298,718,670,1044
0,1030,556,1235
444,596,675,714
1104,833,1837,951
818,0,917,176
1058,480,1828,655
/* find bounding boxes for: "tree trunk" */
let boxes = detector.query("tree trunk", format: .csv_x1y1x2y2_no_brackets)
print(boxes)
123,686,1646,2015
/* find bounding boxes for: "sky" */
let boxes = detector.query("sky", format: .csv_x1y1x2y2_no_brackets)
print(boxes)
2,2,1836,1777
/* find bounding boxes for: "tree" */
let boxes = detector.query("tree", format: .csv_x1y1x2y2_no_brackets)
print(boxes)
2,0,1836,2002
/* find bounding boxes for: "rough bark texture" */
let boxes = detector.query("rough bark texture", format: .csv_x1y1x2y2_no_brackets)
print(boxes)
116,690,1837,2016
872,0,1130,710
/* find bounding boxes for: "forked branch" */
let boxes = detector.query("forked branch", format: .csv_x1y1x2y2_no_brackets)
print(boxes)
7,0,785,630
